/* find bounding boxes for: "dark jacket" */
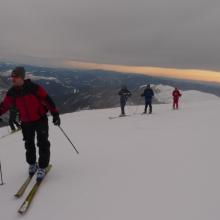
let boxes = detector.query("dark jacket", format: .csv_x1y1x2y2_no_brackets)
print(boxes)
0,79,58,122
141,88,154,102
118,88,132,104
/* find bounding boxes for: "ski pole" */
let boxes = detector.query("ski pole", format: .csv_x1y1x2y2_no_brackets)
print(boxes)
58,126,79,154
0,161,4,185
132,96,142,115
131,85,145,115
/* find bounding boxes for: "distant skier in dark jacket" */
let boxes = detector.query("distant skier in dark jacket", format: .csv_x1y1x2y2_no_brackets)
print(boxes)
9,105,21,132
118,86,132,116
141,84,154,114
172,88,182,109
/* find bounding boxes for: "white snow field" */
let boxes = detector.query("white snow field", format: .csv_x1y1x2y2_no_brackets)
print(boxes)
1,90,220,220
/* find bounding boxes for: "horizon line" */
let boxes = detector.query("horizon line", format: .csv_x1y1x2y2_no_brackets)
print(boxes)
61,60,220,84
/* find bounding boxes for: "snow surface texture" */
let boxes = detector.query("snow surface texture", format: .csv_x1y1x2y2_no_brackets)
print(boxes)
0,90,220,220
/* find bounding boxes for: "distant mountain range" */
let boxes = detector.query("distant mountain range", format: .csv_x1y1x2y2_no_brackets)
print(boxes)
0,62,220,115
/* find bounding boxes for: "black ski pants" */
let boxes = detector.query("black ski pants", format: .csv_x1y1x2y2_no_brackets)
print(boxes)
21,116,50,169
120,101,126,115
144,101,152,113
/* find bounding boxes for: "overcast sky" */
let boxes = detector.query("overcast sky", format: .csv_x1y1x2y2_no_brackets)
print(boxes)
1,0,220,71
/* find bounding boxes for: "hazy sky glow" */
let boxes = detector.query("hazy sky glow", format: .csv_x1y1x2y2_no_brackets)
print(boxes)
64,60,220,83
1,0,220,82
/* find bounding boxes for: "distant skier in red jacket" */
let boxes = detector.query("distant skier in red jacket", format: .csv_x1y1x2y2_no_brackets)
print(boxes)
0,67,60,181
172,88,182,109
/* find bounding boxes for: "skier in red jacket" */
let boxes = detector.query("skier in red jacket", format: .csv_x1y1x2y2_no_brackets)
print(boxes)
0,67,60,181
172,88,182,109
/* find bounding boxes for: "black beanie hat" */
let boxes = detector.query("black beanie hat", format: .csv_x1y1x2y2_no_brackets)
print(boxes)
11,66,25,79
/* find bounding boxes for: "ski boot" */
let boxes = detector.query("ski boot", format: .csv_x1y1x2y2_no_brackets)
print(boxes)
29,163,38,176
36,168,46,182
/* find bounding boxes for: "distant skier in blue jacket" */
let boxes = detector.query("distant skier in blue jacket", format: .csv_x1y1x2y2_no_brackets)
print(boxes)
118,86,132,116
141,84,154,114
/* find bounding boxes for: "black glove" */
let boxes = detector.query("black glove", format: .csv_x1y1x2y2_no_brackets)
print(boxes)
0,118,3,122
52,113,61,126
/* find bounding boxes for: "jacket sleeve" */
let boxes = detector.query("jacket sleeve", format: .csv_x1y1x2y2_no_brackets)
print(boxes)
118,90,123,96
36,85,59,115
0,95,13,115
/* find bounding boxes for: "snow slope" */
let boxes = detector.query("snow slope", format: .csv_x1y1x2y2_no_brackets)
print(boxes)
1,91,220,220
152,84,219,104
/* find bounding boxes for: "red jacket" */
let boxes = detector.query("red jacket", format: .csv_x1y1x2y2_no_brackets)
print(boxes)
172,89,182,101
0,80,58,123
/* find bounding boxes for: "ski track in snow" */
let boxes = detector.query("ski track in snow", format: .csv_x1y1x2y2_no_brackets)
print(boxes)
0,91,220,219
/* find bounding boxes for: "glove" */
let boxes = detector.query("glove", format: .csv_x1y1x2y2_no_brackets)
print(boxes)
0,118,3,122
52,113,61,126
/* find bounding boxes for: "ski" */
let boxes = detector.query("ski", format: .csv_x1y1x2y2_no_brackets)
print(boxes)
109,115,130,120
14,174,35,198
0,129,21,139
18,165,52,214
134,111,153,116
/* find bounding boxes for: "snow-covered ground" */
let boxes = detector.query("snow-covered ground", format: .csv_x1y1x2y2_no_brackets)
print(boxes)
1,90,220,220
152,84,219,104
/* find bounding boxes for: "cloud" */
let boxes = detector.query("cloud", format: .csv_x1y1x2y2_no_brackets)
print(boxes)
0,0,220,71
